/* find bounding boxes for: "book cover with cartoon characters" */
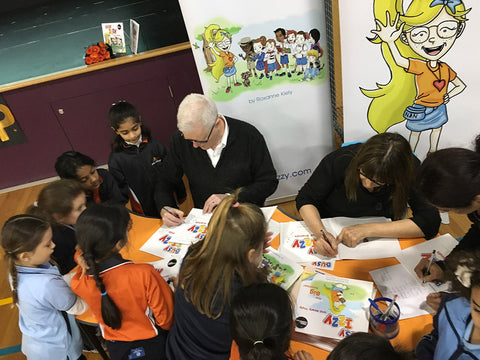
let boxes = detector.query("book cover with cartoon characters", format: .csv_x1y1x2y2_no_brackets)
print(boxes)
262,247,303,290
294,271,374,341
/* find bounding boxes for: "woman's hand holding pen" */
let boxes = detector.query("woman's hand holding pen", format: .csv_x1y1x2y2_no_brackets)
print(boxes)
161,206,184,227
314,229,338,257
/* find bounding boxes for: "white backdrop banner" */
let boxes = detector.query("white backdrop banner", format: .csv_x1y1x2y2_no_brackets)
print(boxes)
340,0,478,158
178,0,333,201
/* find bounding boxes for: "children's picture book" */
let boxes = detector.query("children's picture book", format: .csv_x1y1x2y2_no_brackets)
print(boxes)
101,22,126,54
149,256,182,283
293,271,374,349
262,247,303,290
322,216,401,260
129,19,140,54
279,221,333,263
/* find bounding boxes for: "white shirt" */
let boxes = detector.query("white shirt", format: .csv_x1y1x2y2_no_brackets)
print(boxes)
206,116,229,168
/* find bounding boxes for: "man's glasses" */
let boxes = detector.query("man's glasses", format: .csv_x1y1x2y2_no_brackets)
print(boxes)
181,119,217,143
358,169,390,188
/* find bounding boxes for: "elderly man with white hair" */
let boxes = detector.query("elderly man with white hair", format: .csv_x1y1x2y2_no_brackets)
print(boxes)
155,93,278,226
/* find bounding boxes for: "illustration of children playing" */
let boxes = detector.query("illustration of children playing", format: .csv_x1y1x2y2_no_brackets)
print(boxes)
252,36,267,79
274,28,290,77
204,24,242,93
264,39,281,79
294,31,309,75
238,37,257,77
363,0,469,154
301,49,324,81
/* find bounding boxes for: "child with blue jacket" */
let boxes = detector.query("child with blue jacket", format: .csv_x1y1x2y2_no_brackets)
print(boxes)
416,250,480,359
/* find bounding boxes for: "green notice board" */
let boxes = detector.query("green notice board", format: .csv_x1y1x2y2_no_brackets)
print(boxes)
0,0,189,86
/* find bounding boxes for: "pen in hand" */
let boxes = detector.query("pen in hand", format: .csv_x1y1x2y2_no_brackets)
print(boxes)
162,207,184,223
423,249,436,284
320,229,334,249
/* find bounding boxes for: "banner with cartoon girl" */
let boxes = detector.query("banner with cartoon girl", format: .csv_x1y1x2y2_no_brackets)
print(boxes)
178,0,333,201
339,0,479,158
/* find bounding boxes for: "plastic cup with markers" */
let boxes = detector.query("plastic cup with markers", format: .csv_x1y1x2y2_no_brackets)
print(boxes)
368,295,400,339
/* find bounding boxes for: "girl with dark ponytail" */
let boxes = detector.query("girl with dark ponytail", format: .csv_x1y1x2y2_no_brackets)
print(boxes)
1,215,86,360
71,204,174,360
230,283,313,360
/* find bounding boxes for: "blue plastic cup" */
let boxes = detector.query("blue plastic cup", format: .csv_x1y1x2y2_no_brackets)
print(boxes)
369,297,400,339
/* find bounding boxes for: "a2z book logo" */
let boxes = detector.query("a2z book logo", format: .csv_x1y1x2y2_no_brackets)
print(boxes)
291,238,317,255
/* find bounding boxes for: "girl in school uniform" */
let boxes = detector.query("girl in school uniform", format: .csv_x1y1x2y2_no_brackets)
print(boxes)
165,191,268,360
55,150,126,206
230,283,313,360
1,214,88,360
71,204,174,360
27,179,87,275
416,250,480,360
108,101,184,217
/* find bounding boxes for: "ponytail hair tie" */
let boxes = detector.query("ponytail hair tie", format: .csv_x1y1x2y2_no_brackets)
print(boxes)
253,340,263,346
33,201,38,207
101,290,108,296
232,202,240,208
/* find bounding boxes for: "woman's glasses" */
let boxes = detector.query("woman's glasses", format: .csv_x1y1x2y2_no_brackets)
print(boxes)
358,169,390,188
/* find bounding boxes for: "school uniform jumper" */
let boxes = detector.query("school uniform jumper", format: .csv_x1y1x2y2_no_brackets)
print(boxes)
86,168,127,206
71,254,174,359
15,262,83,360
295,143,441,239
154,117,278,211
109,138,168,216
165,256,243,360
416,296,480,359
51,224,77,275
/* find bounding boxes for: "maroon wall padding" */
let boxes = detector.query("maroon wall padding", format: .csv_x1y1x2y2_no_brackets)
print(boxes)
1,49,202,189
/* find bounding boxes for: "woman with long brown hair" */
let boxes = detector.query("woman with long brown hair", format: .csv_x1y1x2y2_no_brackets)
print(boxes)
296,132,440,257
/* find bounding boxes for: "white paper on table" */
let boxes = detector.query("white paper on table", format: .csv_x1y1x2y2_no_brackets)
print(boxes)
396,233,459,284
140,232,190,259
369,264,437,319
262,247,303,290
267,219,280,241
322,217,401,260
261,206,277,222
279,221,339,263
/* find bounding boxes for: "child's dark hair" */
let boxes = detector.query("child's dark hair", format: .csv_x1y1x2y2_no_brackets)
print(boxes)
75,204,131,329
445,250,480,299
274,28,286,36
180,189,267,319
26,179,85,223
55,151,95,179
1,215,51,303
327,332,413,360
230,283,292,360
108,100,151,152
309,28,320,43
418,147,480,208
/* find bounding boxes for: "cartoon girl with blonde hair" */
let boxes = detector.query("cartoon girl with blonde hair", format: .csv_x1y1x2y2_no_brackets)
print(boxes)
363,0,469,154
204,24,241,93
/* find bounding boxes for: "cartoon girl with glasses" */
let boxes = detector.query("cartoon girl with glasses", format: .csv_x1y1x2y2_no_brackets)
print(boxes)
363,0,469,154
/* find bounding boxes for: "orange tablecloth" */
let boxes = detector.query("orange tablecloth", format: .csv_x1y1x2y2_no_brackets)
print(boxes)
78,210,434,359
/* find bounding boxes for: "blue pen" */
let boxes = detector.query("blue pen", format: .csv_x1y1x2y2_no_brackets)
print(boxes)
368,298,382,314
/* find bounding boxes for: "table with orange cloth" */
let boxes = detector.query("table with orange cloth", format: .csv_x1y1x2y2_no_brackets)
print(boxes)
77,209,434,360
